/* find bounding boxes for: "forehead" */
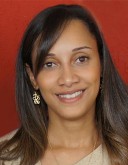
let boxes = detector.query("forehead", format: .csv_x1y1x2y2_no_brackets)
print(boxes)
31,19,99,75
49,20,97,54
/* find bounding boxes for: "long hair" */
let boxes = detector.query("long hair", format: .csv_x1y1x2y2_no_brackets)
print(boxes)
0,4,128,165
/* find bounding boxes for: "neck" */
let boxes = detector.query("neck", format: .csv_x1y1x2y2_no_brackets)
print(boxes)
48,115,99,148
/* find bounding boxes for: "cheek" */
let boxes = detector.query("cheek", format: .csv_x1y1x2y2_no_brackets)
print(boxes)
81,67,101,83
85,68,101,98
90,69,101,95
36,72,57,92
91,72,101,87
89,62,101,84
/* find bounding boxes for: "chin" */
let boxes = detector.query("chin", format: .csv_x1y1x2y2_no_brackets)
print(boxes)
57,108,95,121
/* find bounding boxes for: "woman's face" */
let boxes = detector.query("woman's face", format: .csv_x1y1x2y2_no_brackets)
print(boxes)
30,20,101,121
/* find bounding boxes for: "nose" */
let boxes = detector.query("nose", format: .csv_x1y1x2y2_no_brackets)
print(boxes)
58,66,80,87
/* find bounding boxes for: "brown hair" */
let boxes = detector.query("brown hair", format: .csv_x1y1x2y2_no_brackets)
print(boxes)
0,4,128,165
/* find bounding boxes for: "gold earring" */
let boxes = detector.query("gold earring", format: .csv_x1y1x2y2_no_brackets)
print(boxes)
33,91,40,104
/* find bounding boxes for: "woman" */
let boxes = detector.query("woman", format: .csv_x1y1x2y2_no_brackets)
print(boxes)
0,4,128,165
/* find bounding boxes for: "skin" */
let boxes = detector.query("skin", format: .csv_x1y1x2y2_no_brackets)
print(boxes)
27,20,101,165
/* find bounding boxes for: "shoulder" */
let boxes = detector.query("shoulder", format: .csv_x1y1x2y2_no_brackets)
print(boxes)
0,129,20,165
0,129,18,143
0,159,20,165
75,144,111,165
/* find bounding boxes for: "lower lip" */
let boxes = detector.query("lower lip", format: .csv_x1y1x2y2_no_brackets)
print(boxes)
57,90,85,104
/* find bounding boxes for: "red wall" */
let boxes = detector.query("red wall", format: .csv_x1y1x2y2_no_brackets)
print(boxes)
0,0,128,137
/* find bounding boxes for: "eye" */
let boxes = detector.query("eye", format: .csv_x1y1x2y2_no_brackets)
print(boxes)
43,62,57,68
75,56,89,64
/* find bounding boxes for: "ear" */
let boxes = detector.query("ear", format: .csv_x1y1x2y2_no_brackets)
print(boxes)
25,64,39,90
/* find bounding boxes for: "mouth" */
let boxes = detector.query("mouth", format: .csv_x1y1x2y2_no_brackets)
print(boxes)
56,89,85,103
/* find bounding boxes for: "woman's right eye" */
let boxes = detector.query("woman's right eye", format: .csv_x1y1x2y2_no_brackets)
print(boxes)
43,62,57,68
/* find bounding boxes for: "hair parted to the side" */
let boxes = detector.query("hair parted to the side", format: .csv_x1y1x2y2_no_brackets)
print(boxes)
0,4,128,165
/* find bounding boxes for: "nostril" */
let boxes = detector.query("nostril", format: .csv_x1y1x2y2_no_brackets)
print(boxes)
57,67,80,86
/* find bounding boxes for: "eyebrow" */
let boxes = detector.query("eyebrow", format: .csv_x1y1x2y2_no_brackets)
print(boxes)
47,46,92,57
72,46,92,52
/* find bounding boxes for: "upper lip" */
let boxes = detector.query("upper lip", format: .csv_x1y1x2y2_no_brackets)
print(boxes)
56,89,86,95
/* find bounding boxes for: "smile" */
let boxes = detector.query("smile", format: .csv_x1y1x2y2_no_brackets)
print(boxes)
56,89,85,103
59,90,82,99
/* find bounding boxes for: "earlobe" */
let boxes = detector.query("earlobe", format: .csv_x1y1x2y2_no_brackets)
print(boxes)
25,64,39,90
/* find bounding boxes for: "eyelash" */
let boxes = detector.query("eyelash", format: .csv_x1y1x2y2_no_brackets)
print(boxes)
43,55,89,69
75,55,89,64
43,62,57,68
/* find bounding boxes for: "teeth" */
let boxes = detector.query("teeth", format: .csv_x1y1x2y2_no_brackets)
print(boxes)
59,90,82,99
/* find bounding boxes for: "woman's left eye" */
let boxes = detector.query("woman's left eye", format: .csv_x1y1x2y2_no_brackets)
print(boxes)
75,56,89,63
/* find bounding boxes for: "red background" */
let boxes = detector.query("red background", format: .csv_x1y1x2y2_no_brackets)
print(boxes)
0,0,128,137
